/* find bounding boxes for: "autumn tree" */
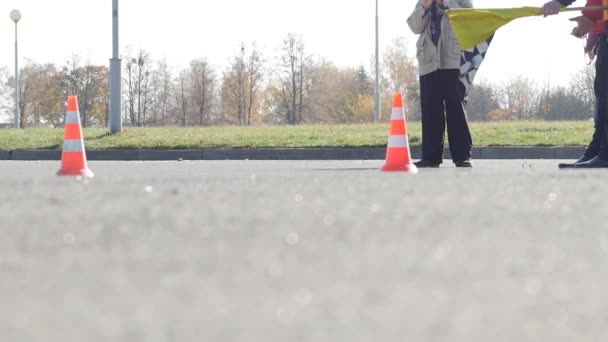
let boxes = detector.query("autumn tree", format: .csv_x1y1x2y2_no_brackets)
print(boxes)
498,76,539,120
222,43,264,125
222,45,247,125
381,37,419,120
59,55,109,127
309,61,350,123
308,61,375,123
15,62,66,127
466,80,500,121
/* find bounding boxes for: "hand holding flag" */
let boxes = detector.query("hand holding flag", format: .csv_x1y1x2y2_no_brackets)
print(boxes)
542,0,562,16
447,6,608,50
453,4,608,99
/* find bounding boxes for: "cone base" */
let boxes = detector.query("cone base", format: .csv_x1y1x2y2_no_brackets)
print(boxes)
381,163,418,173
57,168,94,178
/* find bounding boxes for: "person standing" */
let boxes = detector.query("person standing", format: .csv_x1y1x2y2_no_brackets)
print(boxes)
544,0,608,168
407,0,474,168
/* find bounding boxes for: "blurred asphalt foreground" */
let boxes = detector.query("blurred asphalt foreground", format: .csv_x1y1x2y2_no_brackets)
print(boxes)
1,160,608,342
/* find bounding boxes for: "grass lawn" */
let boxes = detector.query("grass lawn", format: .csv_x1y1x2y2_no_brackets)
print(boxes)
0,121,595,150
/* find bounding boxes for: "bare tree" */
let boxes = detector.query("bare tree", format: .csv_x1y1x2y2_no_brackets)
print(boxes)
246,44,264,125
568,64,595,118
16,62,35,127
381,37,417,93
499,76,538,119
0,67,12,124
147,58,174,126
273,34,313,125
124,49,152,126
381,37,419,120
175,69,189,127
539,86,591,120
190,58,216,126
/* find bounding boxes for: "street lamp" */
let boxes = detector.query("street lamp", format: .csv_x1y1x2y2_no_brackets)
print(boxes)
374,0,381,122
10,9,21,129
110,0,122,133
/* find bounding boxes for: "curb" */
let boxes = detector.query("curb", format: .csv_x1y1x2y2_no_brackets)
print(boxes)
0,147,587,161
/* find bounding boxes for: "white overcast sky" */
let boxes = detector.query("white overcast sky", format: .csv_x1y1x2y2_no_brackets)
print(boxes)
0,0,593,87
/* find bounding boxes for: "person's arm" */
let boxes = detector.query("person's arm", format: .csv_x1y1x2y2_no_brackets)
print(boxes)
542,0,576,16
407,0,433,34
443,0,473,9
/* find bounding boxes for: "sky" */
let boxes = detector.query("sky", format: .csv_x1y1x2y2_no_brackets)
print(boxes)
0,0,594,89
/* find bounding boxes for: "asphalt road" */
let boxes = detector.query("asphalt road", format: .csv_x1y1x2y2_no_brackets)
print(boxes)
1,160,608,342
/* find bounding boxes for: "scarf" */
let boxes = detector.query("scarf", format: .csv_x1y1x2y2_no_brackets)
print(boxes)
430,2,445,46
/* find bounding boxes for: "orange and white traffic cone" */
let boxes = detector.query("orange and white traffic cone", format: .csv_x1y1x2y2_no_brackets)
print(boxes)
381,92,417,173
57,96,94,177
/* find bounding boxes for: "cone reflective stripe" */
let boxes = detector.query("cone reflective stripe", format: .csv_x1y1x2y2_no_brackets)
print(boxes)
391,107,405,120
381,92,417,173
388,135,409,148
65,111,80,124
62,139,85,152
57,96,94,177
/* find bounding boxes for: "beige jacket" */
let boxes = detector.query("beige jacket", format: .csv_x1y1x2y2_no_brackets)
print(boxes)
407,0,473,76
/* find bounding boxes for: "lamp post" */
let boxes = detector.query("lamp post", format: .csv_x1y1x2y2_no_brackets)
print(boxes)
374,0,381,122
10,9,21,129
110,0,122,133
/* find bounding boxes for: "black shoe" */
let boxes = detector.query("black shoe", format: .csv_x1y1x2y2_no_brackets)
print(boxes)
558,154,596,169
454,160,473,168
414,160,440,168
573,156,608,168
576,154,596,163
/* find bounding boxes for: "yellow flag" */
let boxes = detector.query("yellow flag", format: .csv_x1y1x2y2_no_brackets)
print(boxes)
447,7,542,50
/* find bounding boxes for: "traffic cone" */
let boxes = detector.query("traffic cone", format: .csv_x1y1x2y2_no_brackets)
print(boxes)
57,96,94,177
381,92,417,173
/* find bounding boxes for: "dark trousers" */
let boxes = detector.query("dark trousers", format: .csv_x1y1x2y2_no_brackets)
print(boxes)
585,33,608,158
419,69,472,163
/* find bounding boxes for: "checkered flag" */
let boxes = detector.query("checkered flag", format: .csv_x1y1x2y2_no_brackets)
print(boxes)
460,35,493,99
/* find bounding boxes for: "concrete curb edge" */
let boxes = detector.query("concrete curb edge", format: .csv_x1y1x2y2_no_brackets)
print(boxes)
0,147,587,161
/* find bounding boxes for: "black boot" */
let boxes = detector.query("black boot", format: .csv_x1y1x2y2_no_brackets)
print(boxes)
414,160,440,168
454,160,473,168
573,155,608,168
558,154,596,169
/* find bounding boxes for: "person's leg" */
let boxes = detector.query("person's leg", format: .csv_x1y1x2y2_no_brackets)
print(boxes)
559,100,601,167
577,32,608,167
418,71,446,166
583,101,603,159
583,35,607,158
442,69,473,165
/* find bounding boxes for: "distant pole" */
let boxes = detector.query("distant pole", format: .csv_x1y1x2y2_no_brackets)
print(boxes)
374,0,381,122
110,0,122,133
10,10,21,129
